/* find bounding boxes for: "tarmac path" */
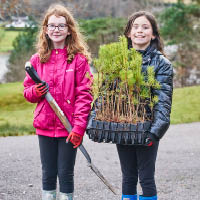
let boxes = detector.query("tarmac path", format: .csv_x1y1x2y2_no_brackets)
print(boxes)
0,122,200,200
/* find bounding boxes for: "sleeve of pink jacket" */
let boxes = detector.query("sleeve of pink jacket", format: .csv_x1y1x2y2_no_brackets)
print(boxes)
72,55,93,136
23,54,42,103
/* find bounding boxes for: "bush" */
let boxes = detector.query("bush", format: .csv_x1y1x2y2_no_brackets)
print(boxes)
80,17,126,57
5,17,38,82
0,29,5,43
160,1,200,87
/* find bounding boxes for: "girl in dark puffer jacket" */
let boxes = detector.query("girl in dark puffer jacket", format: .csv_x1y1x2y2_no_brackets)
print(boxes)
118,11,173,200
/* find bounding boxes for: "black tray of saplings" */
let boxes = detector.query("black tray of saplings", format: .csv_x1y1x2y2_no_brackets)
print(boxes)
86,118,151,145
86,36,160,146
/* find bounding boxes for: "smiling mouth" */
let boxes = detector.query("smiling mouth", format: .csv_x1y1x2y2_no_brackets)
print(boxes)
135,36,145,38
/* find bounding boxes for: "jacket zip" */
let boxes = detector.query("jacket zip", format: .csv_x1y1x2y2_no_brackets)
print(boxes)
54,51,57,137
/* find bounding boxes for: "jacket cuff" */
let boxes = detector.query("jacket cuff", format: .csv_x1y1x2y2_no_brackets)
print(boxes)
32,84,41,98
72,125,85,136
148,132,159,142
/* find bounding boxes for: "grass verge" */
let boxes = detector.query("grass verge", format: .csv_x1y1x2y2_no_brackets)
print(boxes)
0,29,22,52
0,82,199,137
171,85,200,124
0,82,35,136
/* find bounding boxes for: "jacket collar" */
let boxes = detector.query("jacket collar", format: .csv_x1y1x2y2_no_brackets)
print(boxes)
48,46,68,63
51,46,67,56
137,45,161,65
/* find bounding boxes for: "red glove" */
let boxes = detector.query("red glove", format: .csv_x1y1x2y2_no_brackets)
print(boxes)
34,82,49,97
66,132,83,148
145,133,158,147
145,138,153,146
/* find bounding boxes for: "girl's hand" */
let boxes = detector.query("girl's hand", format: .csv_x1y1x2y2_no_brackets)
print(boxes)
145,137,153,146
34,81,49,97
66,132,83,148
145,132,158,146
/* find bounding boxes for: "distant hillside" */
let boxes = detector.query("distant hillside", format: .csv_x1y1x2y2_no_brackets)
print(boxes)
29,0,164,19
163,0,192,3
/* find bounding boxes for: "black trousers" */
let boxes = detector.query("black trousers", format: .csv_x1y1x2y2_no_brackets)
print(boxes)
38,135,77,193
116,142,159,197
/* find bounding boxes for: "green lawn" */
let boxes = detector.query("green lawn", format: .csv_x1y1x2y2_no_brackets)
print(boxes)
0,82,199,136
0,82,35,136
171,85,200,124
0,29,22,52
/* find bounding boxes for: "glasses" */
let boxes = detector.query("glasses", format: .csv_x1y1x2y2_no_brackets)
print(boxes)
47,24,68,31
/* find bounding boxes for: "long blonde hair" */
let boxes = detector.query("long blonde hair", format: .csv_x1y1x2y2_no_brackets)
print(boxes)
36,4,91,63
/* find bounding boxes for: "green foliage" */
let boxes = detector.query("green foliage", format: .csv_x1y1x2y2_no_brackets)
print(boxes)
93,36,160,123
160,1,200,87
192,0,200,4
79,17,126,40
5,17,38,82
160,1,200,45
9,26,38,64
0,29,22,52
0,82,36,136
79,17,126,57
171,85,200,124
0,28,5,43
0,123,35,137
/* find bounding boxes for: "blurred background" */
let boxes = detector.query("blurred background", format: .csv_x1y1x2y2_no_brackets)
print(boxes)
0,0,199,136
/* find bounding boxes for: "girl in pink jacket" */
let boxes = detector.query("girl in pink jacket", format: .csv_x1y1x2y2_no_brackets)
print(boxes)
23,4,93,200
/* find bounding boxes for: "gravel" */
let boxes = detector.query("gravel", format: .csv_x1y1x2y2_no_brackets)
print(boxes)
0,122,200,200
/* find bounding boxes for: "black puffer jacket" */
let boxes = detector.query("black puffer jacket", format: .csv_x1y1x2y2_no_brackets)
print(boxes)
140,45,173,140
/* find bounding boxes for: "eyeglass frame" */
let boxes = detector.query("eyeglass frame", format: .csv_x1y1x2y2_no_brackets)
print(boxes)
46,23,68,31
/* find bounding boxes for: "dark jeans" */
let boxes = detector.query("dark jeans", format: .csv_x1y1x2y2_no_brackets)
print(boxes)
38,135,77,193
116,142,159,197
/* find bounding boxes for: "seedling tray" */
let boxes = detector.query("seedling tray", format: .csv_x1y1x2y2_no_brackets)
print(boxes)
86,119,151,145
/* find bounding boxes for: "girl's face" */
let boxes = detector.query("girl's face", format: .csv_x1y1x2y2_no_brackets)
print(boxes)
46,15,70,49
129,16,155,50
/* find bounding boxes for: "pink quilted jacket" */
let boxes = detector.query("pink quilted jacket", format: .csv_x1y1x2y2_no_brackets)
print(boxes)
23,48,93,137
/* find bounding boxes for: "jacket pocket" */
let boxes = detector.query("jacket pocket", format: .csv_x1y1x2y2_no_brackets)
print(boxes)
54,98,75,129
34,102,45,119
33,102,51,129
63,100,74,126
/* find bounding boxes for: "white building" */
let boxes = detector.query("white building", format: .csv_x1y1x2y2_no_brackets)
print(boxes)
5,16,32,28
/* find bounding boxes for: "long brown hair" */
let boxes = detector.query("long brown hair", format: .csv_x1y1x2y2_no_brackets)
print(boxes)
124,11,164,54
36,4,91,63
